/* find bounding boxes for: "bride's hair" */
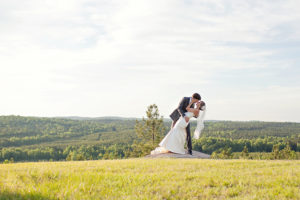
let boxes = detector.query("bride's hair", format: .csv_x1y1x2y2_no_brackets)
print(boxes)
199,101,206,110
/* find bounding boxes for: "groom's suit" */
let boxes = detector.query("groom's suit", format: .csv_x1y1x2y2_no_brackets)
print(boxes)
170,97,193,155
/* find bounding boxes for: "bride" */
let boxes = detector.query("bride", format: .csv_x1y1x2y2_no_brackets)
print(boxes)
151,100,206,155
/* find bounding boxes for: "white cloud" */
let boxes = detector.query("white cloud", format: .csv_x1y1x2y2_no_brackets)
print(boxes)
0,0,299,121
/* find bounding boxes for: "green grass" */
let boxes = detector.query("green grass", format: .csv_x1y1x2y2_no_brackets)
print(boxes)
0,159,299,199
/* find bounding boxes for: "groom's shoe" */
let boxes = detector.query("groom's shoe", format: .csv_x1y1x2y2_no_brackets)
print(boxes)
188,150,193,155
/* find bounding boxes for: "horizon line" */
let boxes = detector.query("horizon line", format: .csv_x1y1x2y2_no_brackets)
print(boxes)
0,114,299,123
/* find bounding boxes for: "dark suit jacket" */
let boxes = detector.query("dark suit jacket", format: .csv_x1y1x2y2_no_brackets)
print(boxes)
170,97,191,121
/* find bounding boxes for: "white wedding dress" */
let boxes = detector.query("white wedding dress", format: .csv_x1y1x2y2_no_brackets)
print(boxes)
151,112,194,155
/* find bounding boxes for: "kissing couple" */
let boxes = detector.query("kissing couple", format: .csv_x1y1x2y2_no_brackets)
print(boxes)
151,93,206,155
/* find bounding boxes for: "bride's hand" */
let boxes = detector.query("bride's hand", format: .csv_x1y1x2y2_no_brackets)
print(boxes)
184,116,189,123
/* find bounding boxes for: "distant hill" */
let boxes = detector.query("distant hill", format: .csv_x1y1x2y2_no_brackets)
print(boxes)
0,115,299,149
0,115,299,162
0,115,137,149
58,116,220,122
56,116,139,121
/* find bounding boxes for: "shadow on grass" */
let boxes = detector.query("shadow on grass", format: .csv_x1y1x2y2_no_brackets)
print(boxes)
0,190,55,200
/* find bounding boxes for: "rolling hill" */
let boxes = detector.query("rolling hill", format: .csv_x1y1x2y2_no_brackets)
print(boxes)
0,115,299,162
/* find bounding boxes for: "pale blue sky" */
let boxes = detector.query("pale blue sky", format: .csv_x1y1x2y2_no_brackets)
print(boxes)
0,0,299,122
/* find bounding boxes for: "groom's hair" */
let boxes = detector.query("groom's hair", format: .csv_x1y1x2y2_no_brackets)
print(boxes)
192,93,201,100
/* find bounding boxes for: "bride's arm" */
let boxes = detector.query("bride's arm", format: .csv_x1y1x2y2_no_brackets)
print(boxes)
187,102,200,117
186,101,194,112
193,109,200,118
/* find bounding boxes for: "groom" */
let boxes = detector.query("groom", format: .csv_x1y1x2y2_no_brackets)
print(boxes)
169,93,201,155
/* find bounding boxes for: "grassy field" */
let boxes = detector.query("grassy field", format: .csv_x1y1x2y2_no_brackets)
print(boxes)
0,159,299,200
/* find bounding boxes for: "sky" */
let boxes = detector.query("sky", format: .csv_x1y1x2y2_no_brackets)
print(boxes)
1,0,300,122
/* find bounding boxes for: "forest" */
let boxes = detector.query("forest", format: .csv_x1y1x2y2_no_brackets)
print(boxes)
0,114,299,162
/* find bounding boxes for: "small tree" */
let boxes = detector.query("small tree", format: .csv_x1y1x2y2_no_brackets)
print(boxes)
279,145,297,160
133,104,166,156
240,146,249,159
221,147,233,159
272,144,280,159
211,147,233,159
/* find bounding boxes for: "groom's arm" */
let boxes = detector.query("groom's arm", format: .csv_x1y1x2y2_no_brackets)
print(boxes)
177,97,186,117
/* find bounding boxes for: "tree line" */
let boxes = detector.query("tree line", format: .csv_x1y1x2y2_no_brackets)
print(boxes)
1,109,300,163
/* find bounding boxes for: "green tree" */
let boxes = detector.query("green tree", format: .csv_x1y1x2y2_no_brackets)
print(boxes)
212,147,233,159
241,145,249,159
279,145,297,159
272,144,280,159
133,104,166,156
